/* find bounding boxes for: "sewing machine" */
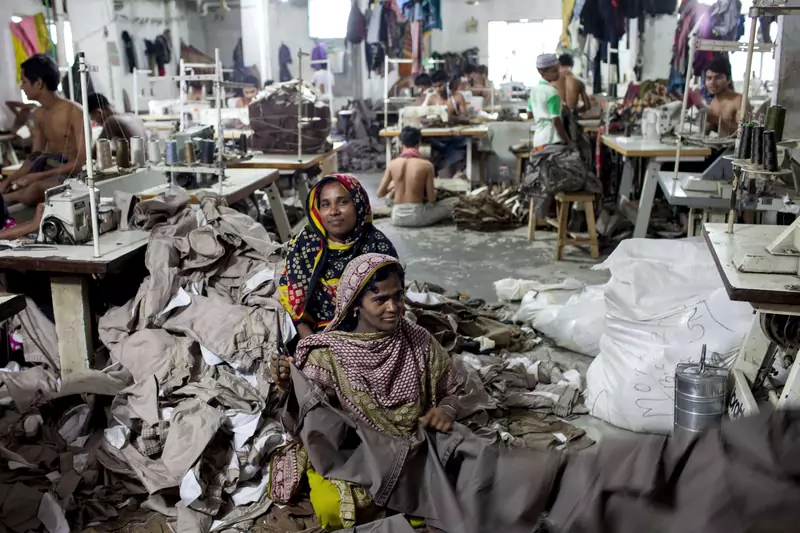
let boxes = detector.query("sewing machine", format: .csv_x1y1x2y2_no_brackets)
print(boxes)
398,105,449,129
37,180,119,245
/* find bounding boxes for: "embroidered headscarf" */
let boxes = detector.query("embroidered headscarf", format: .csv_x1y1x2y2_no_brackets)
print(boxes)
278,174,397,330
295,254,449,411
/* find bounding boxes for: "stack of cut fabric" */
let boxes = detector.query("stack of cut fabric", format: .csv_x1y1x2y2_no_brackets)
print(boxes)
0,191,287,533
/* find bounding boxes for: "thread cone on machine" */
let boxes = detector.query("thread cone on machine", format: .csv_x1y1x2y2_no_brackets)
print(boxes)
200,139,216,165
116,138,131,168
738,123,754,160
147,140,161,163
96,139,112,171
764,130,779,172
765,105,786,142
184,141,197,164
751,125,764,167
130,136,146,167
165,140,179,165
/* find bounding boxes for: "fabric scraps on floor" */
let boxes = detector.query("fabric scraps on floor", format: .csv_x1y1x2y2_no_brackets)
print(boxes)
452,185,527,231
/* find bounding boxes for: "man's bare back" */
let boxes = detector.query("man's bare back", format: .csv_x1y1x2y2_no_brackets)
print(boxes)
556,71,588,111
707,92,743,137
379,157,435,204
34,98,83,161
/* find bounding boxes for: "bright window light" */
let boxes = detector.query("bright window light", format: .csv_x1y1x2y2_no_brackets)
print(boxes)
308,0,350,39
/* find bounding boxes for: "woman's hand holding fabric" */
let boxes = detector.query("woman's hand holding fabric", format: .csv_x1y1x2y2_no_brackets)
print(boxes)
271,355,294,391
419,407,454,433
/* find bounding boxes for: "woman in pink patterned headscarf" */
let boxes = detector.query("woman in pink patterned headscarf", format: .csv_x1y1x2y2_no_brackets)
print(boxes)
269,253,463,529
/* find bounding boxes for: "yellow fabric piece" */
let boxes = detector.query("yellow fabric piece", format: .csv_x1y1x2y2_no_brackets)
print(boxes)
308,469,345,530
562,0,576,47
409,517,426,527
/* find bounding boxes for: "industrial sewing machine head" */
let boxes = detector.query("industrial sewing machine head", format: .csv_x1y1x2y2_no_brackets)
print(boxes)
37,179,120,245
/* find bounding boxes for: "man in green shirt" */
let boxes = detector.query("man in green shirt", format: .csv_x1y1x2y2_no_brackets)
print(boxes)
528,54,574,151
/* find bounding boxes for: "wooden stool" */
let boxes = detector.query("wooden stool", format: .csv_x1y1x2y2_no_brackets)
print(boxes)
528,192,600,260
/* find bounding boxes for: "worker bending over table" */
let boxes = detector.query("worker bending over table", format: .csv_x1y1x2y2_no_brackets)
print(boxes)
87,93,146,143
0,54,85,240
378,126,458,227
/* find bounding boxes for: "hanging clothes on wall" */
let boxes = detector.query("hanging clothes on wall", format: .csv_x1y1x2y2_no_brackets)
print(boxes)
278,43,292,82
9,13,52,84
563,0,577,47
579,0,626,95
121,31,137,74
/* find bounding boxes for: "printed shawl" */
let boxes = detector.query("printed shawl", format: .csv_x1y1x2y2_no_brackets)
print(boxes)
278,174,397,330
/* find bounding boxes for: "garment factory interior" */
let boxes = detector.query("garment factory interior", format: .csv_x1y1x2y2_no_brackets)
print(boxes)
2,0,800,531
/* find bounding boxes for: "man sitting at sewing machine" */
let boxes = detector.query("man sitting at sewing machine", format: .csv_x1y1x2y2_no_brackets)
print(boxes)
427,70,468,122
377,126,458,227
414,73,434,105
690,55,744,138
0,54,86,208
87,93,146,143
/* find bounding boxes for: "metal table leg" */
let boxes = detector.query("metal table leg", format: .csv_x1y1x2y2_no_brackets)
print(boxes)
632,161,661,239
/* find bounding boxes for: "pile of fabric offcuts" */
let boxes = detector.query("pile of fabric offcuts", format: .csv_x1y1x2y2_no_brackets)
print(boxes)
405,283,592,451
249,82,332,154
0,191,286,532
0,191,593,533
453,186,527,231
337,100,385,173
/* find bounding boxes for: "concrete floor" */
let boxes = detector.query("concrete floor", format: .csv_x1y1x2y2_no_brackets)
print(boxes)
356,173,630,442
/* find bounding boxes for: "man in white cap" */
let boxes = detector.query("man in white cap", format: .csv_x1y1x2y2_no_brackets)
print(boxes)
528,53,574,151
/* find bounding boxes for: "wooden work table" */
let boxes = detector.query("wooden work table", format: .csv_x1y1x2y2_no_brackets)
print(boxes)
0,229,150,376
227,141,347,170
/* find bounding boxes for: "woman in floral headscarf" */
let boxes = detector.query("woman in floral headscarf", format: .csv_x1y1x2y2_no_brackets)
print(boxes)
270,253,463,530
279,174,397,339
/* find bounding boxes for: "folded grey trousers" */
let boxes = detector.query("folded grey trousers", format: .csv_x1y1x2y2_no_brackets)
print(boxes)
391,198,459,228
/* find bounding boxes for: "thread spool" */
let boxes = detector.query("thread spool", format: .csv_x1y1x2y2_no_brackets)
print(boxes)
238,133,248,153
147,139,161,164
165,140,179,165
738,123,754,160
200,139,216,165
751,125,764,167
764,130,779,172
95,139,112,171
130,136,146,167
116,138,131,169
183,141,197,165
765,105,786,142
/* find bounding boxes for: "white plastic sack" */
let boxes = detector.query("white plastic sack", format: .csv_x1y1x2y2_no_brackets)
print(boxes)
533,285,606,357
584,238,752,434
511,278,585,323
494,278,542,302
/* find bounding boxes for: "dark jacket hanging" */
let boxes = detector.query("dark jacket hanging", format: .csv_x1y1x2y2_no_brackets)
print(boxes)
121,31,136,73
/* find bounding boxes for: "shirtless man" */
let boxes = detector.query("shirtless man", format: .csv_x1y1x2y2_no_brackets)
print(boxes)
0,54,85,207
87,93,146,142
377,126,458,227
690,56,745,137
555,54,590,112
414,73,434,105
427,71,468,122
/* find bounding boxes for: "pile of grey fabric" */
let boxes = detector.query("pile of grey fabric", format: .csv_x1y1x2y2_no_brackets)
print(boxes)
453,186,527,231
0,191,288,532
249,81,332,154
520,145,602,198
338,100,384,173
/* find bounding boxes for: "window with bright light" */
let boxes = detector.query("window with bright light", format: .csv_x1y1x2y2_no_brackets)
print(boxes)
488,19,562,88
308,0,350,39
11,16,73,102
